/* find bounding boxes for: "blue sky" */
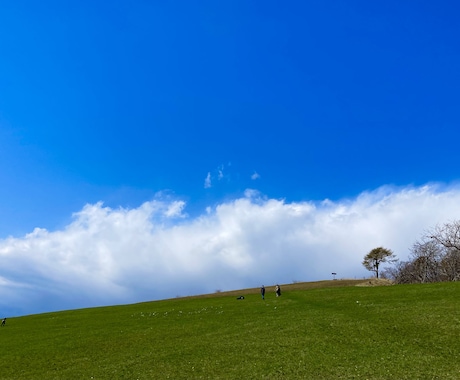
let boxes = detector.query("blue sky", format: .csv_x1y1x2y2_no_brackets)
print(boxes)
1,1,460,316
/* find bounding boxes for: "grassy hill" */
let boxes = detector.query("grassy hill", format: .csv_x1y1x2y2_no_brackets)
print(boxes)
1,280,459,379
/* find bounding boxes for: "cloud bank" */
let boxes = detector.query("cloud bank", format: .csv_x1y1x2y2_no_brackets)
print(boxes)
1,183,460,316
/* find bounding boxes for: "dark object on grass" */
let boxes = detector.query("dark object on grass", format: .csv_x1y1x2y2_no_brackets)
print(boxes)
1,318,6,326
236,296,245,300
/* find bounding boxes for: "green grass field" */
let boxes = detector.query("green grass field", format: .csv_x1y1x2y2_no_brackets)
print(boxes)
1,280,459,379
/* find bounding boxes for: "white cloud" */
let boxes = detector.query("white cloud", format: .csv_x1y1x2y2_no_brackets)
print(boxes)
205,164,229,188
204,172,212,188
217,165,224,180
164,200,187,218
1,183,460,316
251,171,260,180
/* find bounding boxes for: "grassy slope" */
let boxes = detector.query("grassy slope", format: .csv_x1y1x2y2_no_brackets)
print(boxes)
1,280,459,379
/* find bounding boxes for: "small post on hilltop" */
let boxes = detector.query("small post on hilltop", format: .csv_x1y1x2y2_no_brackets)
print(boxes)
332,272,337,280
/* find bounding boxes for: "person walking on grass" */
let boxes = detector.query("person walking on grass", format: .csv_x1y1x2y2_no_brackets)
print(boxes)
275,284,281,297
261,285,265,300
1,318,6,327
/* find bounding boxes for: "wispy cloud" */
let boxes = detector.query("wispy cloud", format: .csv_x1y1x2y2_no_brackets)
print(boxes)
204,172,212,188
217,164,224,180
251,171,260,180
204,164,228,189
1,183,460,316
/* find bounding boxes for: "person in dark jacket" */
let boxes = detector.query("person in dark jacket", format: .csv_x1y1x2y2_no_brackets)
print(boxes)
261,285,265,300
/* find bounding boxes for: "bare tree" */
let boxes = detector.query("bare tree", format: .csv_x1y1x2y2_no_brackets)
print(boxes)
440,248,460,281
389,261,418,284
429,220,460,281
388,220,460,284
429,220,460,251
362,247,396,278
381,261,406,282
408,239,443,283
